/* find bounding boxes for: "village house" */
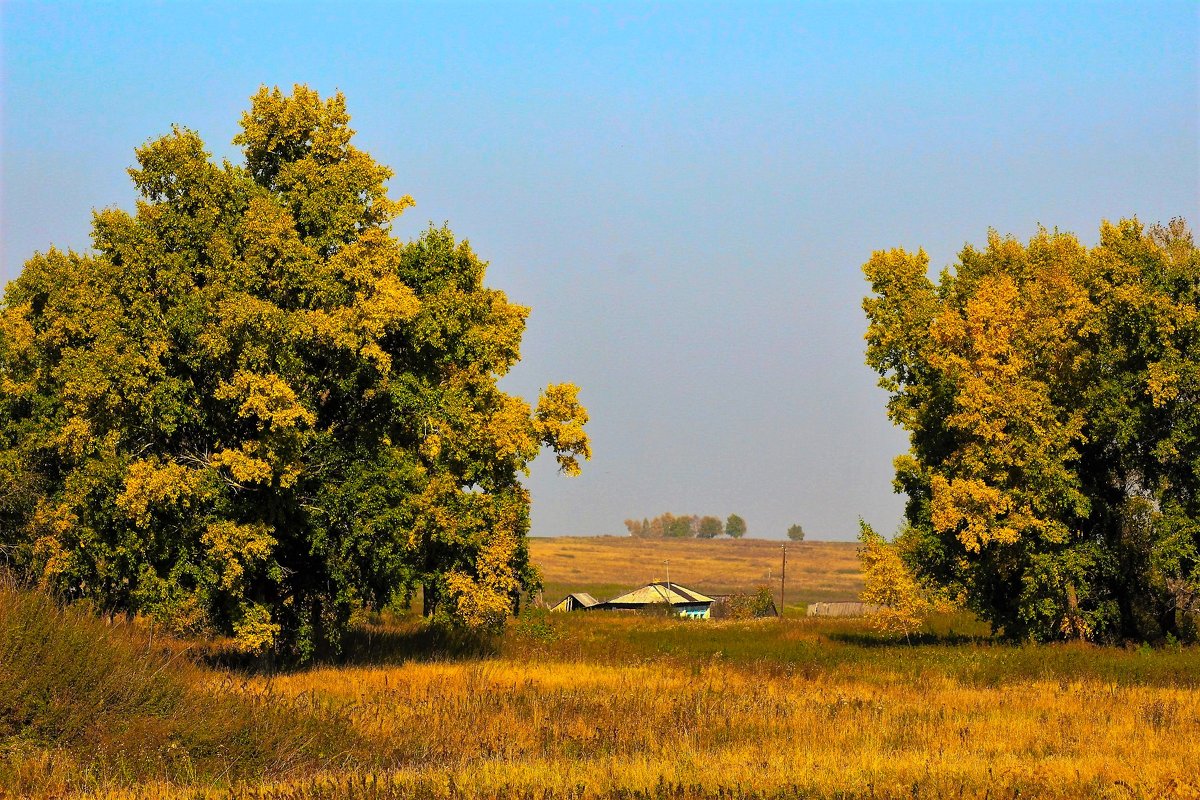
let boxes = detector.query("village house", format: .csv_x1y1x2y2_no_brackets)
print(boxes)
598,582,715,619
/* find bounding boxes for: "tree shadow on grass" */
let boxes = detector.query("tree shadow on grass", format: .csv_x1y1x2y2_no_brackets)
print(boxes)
339,620,500,664
201,620,500,674
825,630,993,647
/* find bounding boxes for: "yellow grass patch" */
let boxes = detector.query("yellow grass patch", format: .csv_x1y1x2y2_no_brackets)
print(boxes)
103,655,1197,798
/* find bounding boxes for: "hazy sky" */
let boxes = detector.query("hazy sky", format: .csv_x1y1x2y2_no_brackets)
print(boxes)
3,2,1198,540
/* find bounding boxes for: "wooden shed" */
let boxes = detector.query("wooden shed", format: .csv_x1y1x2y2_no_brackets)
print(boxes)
805,601,882,617
550,592,600,612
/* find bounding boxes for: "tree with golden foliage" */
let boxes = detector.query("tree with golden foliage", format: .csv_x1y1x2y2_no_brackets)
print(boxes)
857,521,936,640
864,219,1199,642
0,85,589,659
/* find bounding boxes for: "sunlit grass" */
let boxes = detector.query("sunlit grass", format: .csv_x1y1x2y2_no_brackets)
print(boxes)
7,561,1200,798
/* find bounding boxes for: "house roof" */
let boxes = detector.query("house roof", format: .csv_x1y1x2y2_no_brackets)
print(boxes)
605,582,714,606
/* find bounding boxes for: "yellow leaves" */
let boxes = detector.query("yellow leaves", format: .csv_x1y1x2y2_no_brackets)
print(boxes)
486,395,536,464
302,236,420,372
239,197,312,285
858,523,936,638
30,502,76,586
902,232,1097,560
930,475,1018,552
862,248,937,394
231,602,280,655
445,526,523,630
117,458,210,528
323,269,420,372
938,274,1023,371
54,417,93,459
211,373,312,488
210,445,277,486
419,431,444,461
202,521,276,592
534,383,591,476
235,85,353,179
405,474,461,552
0,301,36,398
1147,361,1180,407
215,372,315,430
358,273,420,334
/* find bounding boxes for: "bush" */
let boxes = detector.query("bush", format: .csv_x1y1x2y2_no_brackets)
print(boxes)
712,586,778,620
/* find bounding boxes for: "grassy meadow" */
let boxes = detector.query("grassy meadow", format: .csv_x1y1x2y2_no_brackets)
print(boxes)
4,539,1200,799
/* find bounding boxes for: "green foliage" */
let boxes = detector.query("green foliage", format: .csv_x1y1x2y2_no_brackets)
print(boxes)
714,585,778,619
510,606,562,644
725,514,747,539
787,523,805,542
625,513,742,539
665,515,694,538
697,515,724,539
0,85,589,659
863,218,1200,642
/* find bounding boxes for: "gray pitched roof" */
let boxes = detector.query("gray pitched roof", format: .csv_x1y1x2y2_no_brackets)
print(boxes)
605,582,714,606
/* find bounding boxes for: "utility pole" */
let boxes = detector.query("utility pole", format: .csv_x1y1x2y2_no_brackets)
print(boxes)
664,559,671,598
780,544,787,620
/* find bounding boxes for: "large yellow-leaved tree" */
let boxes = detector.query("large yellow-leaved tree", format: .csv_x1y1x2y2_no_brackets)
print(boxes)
0,85,590,660
864,220,1199,642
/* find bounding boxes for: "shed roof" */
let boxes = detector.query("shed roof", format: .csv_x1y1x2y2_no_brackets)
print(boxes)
606,582,714,606
551,592,600,611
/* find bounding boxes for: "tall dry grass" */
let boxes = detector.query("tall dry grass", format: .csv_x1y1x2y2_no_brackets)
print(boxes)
99,630,1199,799
22,610,1200,800
0,582,356,796
7,561,1200,799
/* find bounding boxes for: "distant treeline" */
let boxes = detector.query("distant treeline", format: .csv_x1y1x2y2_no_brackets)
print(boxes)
625,513,746,539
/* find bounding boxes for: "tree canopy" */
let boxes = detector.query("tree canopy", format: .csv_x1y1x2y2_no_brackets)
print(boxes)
697,515,724,539
786,524,805,542
0,85,590,659
863,219,1199,642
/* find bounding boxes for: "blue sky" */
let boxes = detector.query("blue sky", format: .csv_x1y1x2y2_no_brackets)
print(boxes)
2,1,1197,540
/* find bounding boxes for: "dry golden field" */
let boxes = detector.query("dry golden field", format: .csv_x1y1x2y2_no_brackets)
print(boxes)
218,631,1200,800
6,549,1200,800
529,536,862,608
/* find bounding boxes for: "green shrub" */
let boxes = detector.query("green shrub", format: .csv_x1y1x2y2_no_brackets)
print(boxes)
713,586,778,620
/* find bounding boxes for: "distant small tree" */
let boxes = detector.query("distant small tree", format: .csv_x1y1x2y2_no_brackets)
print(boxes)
624,519,647,537
697,516,723,539
665,514,695,538
725,514,747,539
787,524,805,542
